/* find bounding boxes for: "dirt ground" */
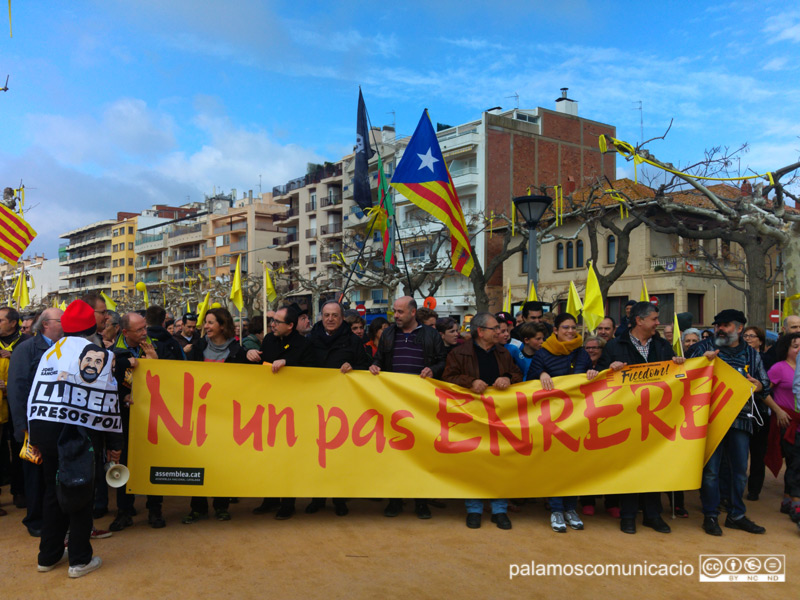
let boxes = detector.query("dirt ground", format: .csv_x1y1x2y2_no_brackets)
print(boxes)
1,473,797,600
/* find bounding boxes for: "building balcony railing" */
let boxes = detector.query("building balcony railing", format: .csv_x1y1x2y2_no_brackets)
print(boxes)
230,239,248,253
272,163,343,197
305,228,317,239
306,255,318,265
305,202,317,212
272,208,298,223
136,232,165,246
168,223,203,238
276,258,298,270
135,257,164,269
320,194,343,208
213,220,247,235
320,223,343,236
275,233,299,246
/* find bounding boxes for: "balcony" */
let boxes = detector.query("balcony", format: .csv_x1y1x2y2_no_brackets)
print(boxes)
65,230,113,251
135,256,164,269
213,221,247,235
168,223,203,238
320,223,343,236
305,228,317,239
231,239,248,253
306,255,318,265
169,249,203,264
275,233,299,247
272,163,343,197
276,258,298,270
319,252,332,264
305,201,317,213
320,194,343,209
273,208,298,223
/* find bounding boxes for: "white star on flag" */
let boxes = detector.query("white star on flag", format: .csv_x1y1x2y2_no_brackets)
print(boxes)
417,147,439,172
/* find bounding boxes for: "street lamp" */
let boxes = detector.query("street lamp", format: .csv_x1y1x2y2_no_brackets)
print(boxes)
512,194,553,291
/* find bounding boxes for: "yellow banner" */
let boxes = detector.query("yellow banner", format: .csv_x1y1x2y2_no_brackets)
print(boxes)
128,357,751,498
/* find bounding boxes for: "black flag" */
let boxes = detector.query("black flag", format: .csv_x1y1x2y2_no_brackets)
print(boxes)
354,89,375,211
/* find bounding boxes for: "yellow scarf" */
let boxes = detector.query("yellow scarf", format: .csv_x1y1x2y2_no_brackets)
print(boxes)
541,332,584,356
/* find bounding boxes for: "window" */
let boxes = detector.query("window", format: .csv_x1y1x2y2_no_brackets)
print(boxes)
607,235,616,264
687,293,704,325
566,242,574,269
556,243,564,270
576,240,584,268
371,289,385,303
128,258,133,266
128,242,133,250
521,247,528,274
128,226,133,234
128,274,134,281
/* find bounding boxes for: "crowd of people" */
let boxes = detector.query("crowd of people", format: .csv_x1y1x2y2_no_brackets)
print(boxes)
1,293,799,577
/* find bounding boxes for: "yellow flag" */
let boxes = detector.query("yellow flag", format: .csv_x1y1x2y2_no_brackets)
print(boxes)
19,275,30,309
527,281,538,302
186,300,191,313
783,293,800,320
197,291,211,326
230,255,243,312
566,281,583,318
673,313,684,358
582,263,604,332
503,284,511,313
640,276,649,303
265,263,277,303
12,271,21,302
100,291,117,311
59,300,67,310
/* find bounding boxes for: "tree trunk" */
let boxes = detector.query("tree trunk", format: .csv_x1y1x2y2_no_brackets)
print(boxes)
469,262,490,312
742,240,769,328
782,222,800,316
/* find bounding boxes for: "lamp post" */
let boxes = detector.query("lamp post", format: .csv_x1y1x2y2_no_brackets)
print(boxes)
512,194,553,291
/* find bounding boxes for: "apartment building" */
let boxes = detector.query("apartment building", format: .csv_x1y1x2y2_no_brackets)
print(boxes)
110,213,138,299
59,219,116,298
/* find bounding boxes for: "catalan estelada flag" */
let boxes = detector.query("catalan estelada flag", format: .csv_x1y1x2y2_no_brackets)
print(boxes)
0,204,37,264
390,110,473,276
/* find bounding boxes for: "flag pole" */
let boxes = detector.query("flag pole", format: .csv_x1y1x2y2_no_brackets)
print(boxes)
362,96,413,296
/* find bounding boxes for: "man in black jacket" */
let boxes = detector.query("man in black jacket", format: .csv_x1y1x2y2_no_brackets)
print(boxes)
246,305,314,519
597,301,685,535
145,306,185,361
7,308,63,536
173,312,200,354
369,296,447,519
304,301,371,516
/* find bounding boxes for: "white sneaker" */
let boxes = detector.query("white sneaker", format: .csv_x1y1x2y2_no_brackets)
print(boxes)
38,549,68,572
551,511,567,533
68,556,102,578
565,509,584,530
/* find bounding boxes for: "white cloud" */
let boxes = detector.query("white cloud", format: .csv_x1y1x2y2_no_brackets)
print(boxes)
764,10,800,43
27,99,176,168
763,56,789,71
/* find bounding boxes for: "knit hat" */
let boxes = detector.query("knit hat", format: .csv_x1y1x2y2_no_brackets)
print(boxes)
62,299,97,336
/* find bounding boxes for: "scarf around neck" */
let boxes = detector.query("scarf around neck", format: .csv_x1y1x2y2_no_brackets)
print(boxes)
541,332,584,356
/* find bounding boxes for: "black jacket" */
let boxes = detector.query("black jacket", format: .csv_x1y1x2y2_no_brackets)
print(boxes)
186,337,248,364
597,331,676,370
147,325,186,361
257,330,315,367
173,330,200,349
7,335,53,442
372,323,447,378
307,321,372,370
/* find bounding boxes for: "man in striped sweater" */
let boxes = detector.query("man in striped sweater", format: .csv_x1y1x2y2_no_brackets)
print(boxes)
687,309,769,536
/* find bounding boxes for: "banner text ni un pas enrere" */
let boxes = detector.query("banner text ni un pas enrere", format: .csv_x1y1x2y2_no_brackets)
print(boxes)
128,357,751,498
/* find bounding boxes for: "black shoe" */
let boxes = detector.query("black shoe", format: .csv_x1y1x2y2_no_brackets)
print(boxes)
620,518,636,534
702,515,722,536
642,516,671,533
92,507,108,519
275,506,295,520
746,492,759,501
148,510,166,529
384,499,403,518
415,502,432,520
334,502,349,517
305,499,325,514
466,513,481,529
725,515,765,534
491,513,512,530
252,498,280,514
13,494,27,509
109,512,133,532
27,526,42,537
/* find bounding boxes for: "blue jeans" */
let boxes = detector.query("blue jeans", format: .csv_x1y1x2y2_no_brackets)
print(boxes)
465,499,508,514
549,496,577,512
701,428,750,519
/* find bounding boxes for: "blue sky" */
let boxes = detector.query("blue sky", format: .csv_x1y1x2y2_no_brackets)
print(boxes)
2,0,799,258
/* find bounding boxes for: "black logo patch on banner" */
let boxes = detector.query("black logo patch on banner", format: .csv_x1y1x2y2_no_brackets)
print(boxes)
150,467,204,485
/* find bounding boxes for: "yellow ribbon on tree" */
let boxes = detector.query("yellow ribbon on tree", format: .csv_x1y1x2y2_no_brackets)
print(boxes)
607,191,629,219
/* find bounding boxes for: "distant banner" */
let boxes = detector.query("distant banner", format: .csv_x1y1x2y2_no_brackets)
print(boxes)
27,337,121,433
127,357,751,498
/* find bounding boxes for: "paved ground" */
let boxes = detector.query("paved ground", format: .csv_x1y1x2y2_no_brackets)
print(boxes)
1,474,797,599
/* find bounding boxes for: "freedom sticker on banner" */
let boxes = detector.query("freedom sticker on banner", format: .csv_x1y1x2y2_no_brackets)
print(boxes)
27,337,122,433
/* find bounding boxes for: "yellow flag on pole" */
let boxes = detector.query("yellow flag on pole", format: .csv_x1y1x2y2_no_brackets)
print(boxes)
582,262,604,332
566,281,583,318
639,276,649,303
100,291,117,311
672,313,684,358
503,284,511,313
197,291,211,326
527,281,538,302
230,255,243,312
19,274,30,309
264,263,277,303
59,300,67,310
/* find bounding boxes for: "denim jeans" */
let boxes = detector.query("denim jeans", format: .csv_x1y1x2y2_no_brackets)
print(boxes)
549,496,577,512
465,499,508,514
701,428,750,519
